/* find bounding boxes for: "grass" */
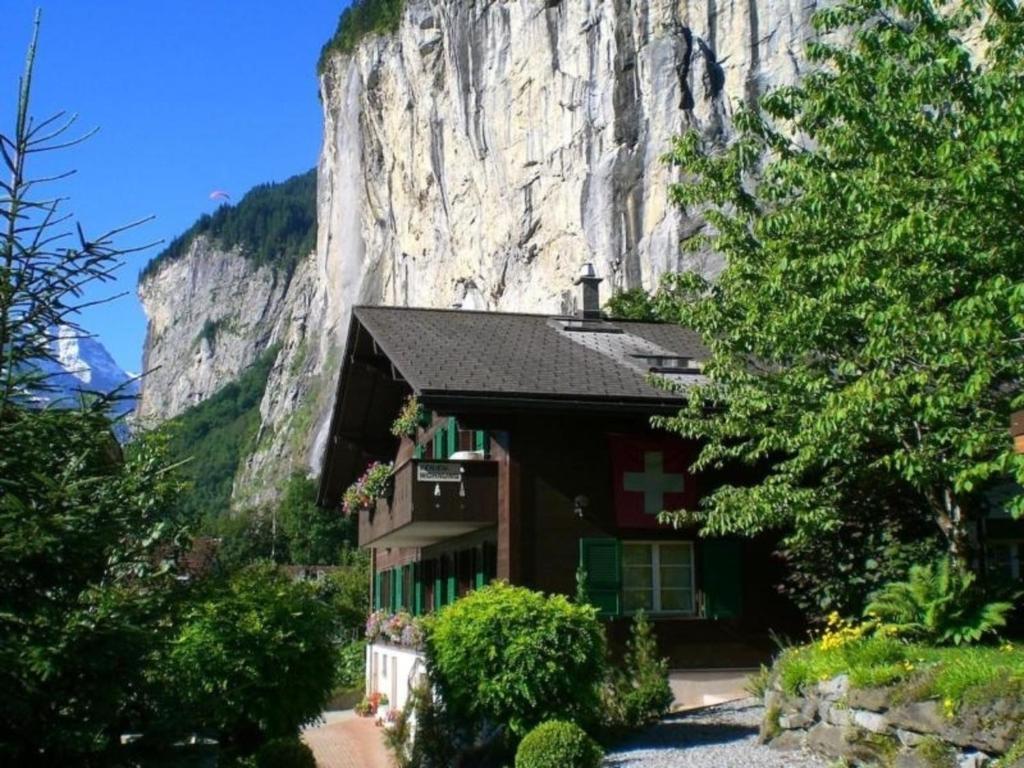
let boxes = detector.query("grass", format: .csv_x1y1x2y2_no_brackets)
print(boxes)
775,636,1024,713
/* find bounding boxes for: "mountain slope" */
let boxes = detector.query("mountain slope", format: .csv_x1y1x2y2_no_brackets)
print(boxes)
138,0,821,509
34,326,139,419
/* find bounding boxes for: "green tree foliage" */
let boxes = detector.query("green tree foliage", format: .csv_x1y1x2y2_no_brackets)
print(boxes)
139,169,316,282
254,738,317,768
0,407,192,765
314,550,370,636
156,564,337,755
778,483,945,622
864,558,1018,645
612,610,674,730
425,582,606,739
514,721,604,768
165,346,277,526
318,0,406,73
657,0,1024,561
0,20,193,765
279,472,356,565
604,288,660,322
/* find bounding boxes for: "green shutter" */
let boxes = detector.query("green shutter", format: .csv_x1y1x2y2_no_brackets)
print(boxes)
446,417,457,457
393,566,403,612
446,554,457,604
374,571,382,611
701,540,743,620
413,444,424,460
434,567,443,610
433,430,444,459
579,538,621,617
474,546,485,590
413,563,423,616
474,430,487,455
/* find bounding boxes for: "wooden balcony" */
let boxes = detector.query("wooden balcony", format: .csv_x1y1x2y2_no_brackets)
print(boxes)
359,458,499,548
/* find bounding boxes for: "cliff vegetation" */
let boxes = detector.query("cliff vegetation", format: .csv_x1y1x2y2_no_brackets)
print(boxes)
140,169,316,282
165,346,278,524
318,0,405,73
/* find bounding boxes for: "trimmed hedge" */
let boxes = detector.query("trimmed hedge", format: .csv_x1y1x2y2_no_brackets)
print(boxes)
425,583,606,738
515,721,603,768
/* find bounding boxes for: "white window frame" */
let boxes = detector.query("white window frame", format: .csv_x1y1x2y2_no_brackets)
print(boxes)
622,541,696,616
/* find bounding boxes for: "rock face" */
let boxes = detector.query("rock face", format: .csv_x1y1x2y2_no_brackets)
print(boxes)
136,235,292,423
139,0,820,505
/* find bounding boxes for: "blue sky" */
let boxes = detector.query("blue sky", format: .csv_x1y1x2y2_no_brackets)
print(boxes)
1,2,346,372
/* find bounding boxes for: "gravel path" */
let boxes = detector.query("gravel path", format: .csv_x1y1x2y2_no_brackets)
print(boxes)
604,699,827,768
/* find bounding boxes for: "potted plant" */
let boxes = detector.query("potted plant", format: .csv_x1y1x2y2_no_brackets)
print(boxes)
342,461,393,516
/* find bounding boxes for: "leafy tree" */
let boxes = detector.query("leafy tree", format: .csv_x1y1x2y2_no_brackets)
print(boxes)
279,472,356,565
604,288,660,322
777,480,945,621
0,407,192,765
0,19,193,765
864,558,1018,645
313,549,370,636
655,0,1024,563
155,564,337,756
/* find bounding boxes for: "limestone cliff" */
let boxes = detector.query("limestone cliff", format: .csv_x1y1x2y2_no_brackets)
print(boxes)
140,0,819,508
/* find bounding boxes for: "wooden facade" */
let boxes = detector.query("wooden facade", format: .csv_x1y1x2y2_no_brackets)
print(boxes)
355,412,801,668
318,304,804,669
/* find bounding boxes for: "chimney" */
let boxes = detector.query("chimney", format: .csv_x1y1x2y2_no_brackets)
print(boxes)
574,262,603,320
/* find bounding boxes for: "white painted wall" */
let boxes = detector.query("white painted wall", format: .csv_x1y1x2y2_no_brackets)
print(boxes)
366,642,426,714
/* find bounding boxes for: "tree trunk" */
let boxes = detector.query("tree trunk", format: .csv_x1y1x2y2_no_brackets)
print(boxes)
931,486,974,570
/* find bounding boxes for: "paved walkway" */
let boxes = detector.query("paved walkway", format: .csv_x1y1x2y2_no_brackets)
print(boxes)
303,710,393,768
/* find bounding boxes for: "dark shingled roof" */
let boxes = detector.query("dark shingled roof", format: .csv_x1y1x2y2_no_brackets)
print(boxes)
352,305,708,406
316,305,708,507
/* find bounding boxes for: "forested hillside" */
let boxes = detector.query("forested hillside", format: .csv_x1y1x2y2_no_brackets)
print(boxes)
140,168,316,281
165,346,278,525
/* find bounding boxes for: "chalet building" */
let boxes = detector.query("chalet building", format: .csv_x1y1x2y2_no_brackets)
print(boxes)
317,267,801,709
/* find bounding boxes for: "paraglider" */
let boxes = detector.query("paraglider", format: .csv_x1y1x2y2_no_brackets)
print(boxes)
209,189,231,202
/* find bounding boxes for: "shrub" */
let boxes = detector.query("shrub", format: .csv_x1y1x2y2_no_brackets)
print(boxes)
159,564,337,753
408,680,458,768
865,558,1018,645
515,721,603,768
253,738,316,768
425,582,606,738
619,610,673,727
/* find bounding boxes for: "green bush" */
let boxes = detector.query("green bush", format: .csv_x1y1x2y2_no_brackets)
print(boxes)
425,582,606,738
865,558,1018,645
619,610,673,727
254,738,316,768
515,721,603,768
159,564,337,753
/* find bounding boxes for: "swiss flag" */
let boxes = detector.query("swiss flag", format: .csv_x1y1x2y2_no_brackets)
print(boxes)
609,435,697,529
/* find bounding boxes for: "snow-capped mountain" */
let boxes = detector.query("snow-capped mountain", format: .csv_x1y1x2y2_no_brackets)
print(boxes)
33,326,139,420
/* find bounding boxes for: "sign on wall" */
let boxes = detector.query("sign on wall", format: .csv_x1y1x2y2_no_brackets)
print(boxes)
609,435,697,529
417,463,462,483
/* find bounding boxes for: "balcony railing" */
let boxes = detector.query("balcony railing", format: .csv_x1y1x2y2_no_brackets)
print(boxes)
359,458,499,548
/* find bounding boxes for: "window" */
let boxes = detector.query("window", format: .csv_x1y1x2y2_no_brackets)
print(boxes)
622,542,694,614
988,540,1022,581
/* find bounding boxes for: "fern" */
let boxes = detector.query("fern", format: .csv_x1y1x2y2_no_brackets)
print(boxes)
864,559,1018,646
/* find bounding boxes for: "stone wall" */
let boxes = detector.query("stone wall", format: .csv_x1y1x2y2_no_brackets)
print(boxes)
762,674,1024,767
